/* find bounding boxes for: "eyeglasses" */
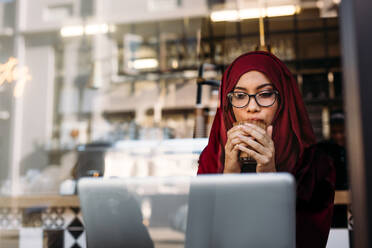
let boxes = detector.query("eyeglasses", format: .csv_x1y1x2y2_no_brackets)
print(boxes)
227,90,279,108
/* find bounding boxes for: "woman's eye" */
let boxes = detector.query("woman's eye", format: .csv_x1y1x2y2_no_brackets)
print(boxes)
259,91,274,98
234,93,246,99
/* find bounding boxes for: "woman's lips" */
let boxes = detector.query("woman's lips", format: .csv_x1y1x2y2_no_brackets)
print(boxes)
246,118,266,125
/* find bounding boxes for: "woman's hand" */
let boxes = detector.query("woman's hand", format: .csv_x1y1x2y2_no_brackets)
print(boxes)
224,124,276,173
224,125,246,173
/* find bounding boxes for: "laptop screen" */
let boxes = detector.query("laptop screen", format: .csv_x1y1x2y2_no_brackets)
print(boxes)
78,173,295,248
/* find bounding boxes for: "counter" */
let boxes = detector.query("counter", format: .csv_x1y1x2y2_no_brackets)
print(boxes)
0,190,350,207
0,195,79,208
0,191,351,248
0,195,84,248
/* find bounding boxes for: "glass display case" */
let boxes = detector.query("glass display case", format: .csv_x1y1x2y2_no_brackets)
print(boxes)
0,0,344,196
0,1,352,248
0,1,349,202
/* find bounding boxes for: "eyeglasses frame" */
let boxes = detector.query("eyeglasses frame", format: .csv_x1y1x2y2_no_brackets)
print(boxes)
227,89,279,108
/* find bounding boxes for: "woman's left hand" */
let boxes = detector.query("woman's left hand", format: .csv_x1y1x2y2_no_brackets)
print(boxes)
237,124,276,173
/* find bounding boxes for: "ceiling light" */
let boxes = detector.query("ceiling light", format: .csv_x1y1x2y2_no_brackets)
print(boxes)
239,8,261,19
60,23,115,37
85,24,109,35
266,5,297,17
211,10,239,22
60,25,84,37
211,5,299,22
130,58,159,70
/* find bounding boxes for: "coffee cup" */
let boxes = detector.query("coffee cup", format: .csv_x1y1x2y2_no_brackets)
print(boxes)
233,120,267,172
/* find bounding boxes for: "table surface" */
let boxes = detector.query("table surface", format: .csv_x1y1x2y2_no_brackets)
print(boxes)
0,190,350,207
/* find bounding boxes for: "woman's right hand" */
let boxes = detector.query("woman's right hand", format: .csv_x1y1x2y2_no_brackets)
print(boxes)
224,125,246,173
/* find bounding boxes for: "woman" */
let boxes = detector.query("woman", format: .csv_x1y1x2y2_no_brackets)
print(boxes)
198,51,335,248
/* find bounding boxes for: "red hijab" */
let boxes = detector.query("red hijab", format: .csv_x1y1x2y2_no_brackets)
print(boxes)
198,51,316,174
198,51,335,248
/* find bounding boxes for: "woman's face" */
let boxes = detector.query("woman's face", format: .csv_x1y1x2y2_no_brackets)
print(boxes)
231,70,279,126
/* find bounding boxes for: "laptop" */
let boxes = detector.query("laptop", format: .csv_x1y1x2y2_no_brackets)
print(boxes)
78,173,295,248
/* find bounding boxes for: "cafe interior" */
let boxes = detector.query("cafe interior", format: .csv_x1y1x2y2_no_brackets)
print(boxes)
0,0,371,247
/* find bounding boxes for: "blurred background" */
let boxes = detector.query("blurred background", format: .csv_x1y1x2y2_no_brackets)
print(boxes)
0,0,343,194
0,0,349,247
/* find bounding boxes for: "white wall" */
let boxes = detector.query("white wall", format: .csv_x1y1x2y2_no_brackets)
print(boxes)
100,0,208,24
20,0,208,33
21,0,77,32
0,38,14,182
18,34,56,173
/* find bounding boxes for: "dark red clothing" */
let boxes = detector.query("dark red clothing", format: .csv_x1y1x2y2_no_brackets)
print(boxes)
197,51,335,248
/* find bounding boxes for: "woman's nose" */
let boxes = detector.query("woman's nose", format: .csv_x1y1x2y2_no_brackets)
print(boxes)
246,97,260,112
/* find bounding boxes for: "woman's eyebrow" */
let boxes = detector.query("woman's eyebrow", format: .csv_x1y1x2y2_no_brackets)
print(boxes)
234,86,247,91
234,83,273,91
256,83,273,90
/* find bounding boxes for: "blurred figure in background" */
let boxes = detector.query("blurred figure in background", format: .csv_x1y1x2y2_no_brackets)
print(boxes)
318,111,349,228
318,111,348,189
